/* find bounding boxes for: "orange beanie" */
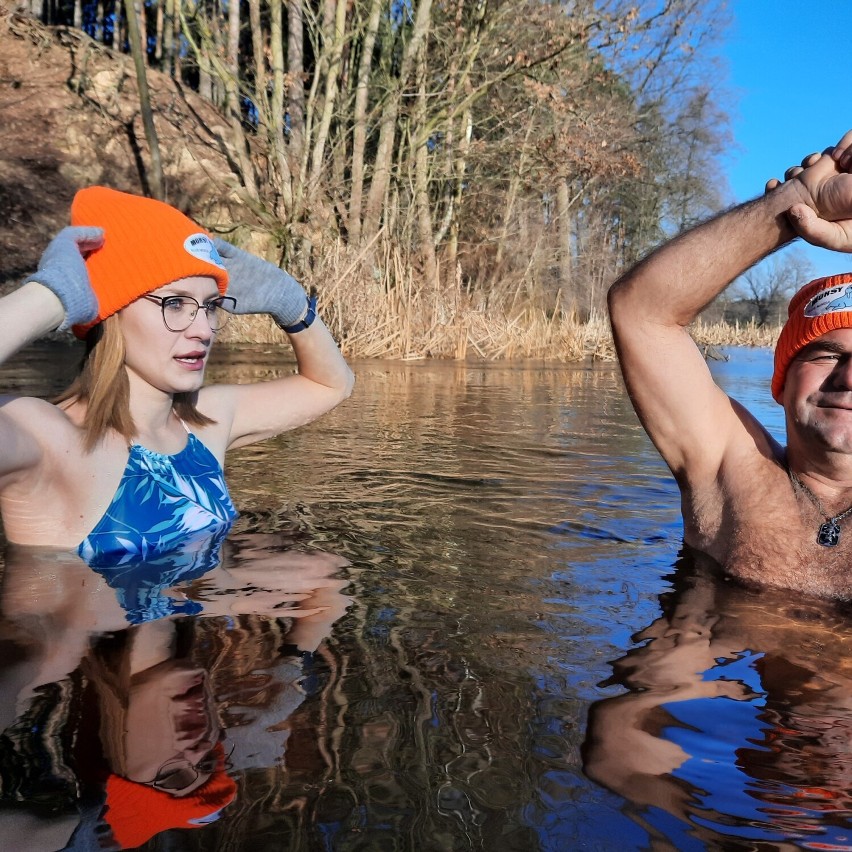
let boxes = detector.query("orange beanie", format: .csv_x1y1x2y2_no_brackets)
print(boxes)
70,186,229,339
104,752,237,849
772,273,852,403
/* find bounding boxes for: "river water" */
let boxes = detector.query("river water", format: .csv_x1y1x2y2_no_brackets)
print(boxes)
0,343,849,851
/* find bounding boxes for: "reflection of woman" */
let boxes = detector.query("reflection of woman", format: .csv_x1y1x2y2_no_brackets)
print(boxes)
84,622,238,849
0,539,351,849
582,556,852,849
0,187,353,562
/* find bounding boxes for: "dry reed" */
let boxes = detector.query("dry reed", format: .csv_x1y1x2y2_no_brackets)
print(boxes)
218,240,781,360
689,318,781,349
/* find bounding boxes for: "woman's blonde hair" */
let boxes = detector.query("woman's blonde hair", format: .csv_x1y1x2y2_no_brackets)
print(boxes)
55,315,214,451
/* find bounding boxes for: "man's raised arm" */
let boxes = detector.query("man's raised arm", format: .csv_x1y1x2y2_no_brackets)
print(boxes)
608,137,852,488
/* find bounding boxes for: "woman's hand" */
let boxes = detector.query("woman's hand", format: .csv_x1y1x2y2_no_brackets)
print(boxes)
213,238,310,330
24,226,104,330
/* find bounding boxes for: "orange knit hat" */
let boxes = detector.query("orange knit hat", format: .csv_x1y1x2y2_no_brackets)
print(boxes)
772,273,852,403
104,747,237,849
70,186,229,339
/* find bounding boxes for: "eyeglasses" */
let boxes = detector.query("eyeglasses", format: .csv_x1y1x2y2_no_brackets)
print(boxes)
142,741,235,793
142,294,237,332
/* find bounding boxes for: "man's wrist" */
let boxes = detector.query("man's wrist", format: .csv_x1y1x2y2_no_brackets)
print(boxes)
755,179,814,246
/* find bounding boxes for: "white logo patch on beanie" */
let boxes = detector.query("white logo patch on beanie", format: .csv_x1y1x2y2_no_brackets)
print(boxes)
183,233,225,268
803,284,852,318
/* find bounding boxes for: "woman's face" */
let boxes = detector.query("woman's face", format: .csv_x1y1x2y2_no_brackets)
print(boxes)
118,276,221,396
124,663,220,796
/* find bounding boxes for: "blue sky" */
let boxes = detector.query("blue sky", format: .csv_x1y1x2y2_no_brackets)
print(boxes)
724,0,848,278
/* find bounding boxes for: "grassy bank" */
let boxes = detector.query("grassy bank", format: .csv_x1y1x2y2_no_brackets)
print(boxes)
219,263,782,360
216,237,783,360
223,311,781,361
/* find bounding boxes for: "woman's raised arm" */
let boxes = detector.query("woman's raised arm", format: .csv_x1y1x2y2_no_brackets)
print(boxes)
204,239,354,449
0,226,103,481
0,226,104,363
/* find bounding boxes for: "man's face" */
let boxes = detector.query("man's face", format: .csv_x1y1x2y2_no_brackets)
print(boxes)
784,328,852,454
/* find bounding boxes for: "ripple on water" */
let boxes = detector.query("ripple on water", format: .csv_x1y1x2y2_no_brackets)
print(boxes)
2,347,842,851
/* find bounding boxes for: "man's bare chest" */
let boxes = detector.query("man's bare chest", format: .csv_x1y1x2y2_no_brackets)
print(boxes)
685,462,852,601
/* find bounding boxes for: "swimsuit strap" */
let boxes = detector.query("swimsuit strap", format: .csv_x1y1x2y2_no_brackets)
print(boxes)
127,413,192,449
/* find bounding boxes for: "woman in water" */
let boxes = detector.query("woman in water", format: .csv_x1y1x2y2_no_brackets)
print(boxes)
0,186,354,562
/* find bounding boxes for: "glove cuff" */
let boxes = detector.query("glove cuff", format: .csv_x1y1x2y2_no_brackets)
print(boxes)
275,291,318,334
23,267,98,331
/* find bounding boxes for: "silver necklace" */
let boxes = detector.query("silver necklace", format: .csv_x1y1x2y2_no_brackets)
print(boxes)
788,469,852,547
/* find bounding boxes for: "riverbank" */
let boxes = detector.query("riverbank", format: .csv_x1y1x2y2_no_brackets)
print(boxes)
214,241,781,359
0,11,776,365
220,297,781,361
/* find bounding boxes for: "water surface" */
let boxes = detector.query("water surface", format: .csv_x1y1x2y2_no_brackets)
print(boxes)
0,343,848,851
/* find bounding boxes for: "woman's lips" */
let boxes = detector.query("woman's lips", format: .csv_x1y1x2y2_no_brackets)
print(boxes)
174,351,207,371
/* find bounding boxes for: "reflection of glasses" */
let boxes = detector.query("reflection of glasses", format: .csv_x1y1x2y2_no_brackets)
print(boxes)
142,294,237,332
143,742,235,793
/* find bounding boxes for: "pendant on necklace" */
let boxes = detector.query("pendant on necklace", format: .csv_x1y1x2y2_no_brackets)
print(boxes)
817,519,841,547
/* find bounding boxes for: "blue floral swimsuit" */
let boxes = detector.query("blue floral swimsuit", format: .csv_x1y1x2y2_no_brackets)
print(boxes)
75,426,238,622
79,427,237,566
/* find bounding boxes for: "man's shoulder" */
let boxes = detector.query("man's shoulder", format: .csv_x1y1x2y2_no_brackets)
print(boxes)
675,395,783,493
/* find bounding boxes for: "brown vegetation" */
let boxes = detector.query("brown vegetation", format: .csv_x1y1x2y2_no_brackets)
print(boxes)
2,1,755,360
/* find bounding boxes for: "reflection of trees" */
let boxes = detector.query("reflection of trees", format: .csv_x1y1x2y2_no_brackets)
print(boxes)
255,600,544,848
197,356,677,845
583,555,852,850
225,357,672,566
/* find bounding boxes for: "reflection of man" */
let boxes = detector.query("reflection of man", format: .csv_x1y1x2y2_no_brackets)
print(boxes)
608,130,852,599
582,558,852,849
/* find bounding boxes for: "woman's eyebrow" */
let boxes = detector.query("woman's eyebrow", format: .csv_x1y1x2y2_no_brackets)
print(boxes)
157,288,220,300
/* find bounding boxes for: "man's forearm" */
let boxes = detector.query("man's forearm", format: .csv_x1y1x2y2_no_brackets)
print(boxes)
608,178,811,328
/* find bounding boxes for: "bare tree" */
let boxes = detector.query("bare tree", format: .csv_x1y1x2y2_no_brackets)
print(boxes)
734,250,814,326
123,0,164,199
44,0,732,321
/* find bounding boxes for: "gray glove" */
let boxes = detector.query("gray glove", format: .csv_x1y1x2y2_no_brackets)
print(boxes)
24,226,104,330
213,238,309,329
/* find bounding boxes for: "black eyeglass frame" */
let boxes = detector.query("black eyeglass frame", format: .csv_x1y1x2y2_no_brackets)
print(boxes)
141,294,237,332
140,740,236,794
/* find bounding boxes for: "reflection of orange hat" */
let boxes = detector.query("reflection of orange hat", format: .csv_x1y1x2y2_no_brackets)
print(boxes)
772,273,852,403
70,186,229,339
104,746,237,849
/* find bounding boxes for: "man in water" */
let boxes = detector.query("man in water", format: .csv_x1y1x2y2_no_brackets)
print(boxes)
608,130,852,599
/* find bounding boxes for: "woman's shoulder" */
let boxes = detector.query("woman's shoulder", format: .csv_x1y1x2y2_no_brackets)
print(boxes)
1,395,82,441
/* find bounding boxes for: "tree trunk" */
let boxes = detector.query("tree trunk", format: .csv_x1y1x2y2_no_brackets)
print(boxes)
112,0,122,49
556,179,572,315
286,0,305,178
248,0,267,120
443,107,472,272
227,0,240,74
413,37,438,289
123,0,164,199
347,0,381,245
306,0,347,197
136,0,147,63
362,0,433,242
153,0,164,66
269,0,292,213
163,0,176,75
